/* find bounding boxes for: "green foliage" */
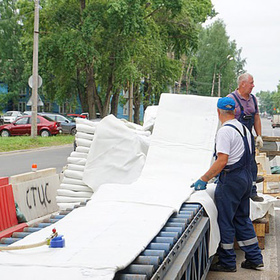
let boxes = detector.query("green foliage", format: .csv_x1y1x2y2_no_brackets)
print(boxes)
0,0,26,105
2,0,214,121
257,90,274,115
0,134,74,152
194,19,245,96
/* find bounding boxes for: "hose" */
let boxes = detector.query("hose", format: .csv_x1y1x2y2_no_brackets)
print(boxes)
0,228,58,251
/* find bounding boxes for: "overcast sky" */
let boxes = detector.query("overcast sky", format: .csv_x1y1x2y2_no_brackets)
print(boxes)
205,0,280,94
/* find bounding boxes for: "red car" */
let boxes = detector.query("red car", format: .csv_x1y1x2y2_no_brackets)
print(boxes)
0,115,60,137
67,113,89,119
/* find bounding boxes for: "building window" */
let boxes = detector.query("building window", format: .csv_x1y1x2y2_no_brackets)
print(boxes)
59,103,68,114
44,102,52,112
123,101,128,116
18,102,26,112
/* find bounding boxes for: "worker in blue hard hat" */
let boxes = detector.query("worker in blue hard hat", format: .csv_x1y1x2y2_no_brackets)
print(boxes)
191,97,263,272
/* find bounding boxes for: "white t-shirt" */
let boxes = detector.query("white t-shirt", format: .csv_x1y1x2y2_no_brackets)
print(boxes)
216,119,252,166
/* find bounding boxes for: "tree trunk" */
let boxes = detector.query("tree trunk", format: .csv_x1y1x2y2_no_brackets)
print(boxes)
133,84,141,124
86,66,96,118
103,71,114,117
76,68,88,112
143,77,152,111
110,90,120,117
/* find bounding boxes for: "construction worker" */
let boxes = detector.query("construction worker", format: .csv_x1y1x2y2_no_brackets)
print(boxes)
191,97,263,272
228,73,264,202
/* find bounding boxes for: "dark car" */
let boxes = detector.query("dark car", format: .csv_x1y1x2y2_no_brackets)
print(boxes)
0,115,60,137
38,113,76,135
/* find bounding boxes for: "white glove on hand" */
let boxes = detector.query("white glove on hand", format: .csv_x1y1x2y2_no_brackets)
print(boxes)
256,135,263,148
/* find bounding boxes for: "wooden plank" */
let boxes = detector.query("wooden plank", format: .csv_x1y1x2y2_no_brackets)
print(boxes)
261,136,280,142
259,151,280,157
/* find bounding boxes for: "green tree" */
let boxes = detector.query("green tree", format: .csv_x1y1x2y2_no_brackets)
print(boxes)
194,19,245,97
0,0,26,110
256,90,274,115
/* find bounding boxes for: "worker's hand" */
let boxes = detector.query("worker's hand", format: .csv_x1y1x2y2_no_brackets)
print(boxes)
256,135,263,148
190,179,207,191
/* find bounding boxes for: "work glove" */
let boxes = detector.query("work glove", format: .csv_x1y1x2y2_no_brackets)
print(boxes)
256,135,263,148
190,179,207,191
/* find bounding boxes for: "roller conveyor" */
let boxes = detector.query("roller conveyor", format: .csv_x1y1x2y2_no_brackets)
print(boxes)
114,203,211,280
0,202,211,280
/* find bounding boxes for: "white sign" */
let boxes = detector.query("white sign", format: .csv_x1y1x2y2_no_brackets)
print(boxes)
28,75,43,88
11,171,59,221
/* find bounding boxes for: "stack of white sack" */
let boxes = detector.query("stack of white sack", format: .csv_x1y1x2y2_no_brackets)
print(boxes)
56,118,99,210
56,115,152,210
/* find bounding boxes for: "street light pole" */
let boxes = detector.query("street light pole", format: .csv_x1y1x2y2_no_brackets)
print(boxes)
217,55,233,97
31,0,39,138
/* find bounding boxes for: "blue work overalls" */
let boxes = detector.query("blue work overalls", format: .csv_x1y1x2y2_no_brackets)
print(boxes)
215,124,263,268
230,92,258,197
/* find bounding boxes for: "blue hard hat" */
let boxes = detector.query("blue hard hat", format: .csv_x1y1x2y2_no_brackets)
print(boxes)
217,97,235,110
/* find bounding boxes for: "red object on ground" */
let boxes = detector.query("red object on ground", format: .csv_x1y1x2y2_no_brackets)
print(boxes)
0,183,18,231
0,177,9,186
0,223,28,239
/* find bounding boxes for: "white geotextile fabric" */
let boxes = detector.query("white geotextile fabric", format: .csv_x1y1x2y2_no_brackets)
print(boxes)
0,94,220,280
83,115,150,191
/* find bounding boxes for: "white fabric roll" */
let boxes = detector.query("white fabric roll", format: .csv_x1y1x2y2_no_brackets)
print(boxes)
57,189,93,198
59,183,92,192
62,177,87,186
67,164,85,172
76,131,95,140
83,115,149,192
76,124,95,134
69,151,88,159
75,146,90,154
57,202,82,210
64,169,84,180
76,117,100,128
76,138,92,148
67,157,87,165
56,196,89,203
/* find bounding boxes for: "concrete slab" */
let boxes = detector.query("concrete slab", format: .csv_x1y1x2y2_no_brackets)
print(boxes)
206,209,280,280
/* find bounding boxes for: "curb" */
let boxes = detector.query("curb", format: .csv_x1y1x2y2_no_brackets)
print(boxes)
0,144,73,156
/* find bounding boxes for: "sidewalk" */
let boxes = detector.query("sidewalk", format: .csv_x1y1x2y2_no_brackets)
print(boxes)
206,207,280,280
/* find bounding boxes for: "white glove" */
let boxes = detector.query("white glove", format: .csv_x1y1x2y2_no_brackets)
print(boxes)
256,135,263,148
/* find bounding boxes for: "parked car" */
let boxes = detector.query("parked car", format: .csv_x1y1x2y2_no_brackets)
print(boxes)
2,111,22,123
67,112,89,119
38,112,76,135
0,115,60,137
272,114,280,128
22,111,33,116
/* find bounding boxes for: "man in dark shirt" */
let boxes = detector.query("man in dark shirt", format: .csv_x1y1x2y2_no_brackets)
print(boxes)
228,73,264,202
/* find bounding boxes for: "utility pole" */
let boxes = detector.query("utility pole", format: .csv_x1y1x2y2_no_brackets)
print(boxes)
31,0,39,138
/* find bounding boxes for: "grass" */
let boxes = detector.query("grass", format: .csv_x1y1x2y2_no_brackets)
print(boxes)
0,134,75,152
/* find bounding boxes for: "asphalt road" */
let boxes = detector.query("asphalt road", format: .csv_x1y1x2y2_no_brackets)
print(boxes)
0,144,74,177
